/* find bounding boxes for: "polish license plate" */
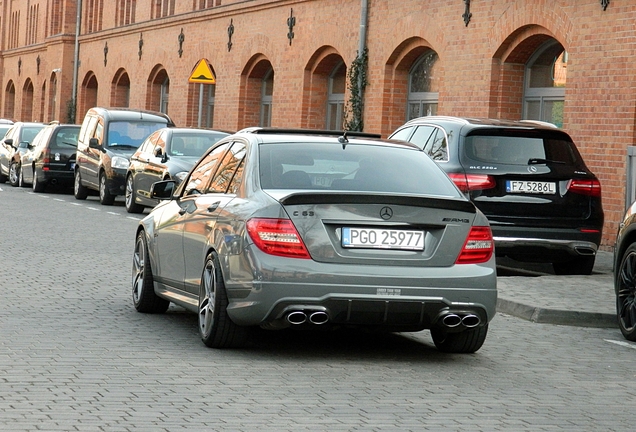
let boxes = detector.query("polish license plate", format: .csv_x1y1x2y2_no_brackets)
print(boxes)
506,180,556,194
342,227,424,250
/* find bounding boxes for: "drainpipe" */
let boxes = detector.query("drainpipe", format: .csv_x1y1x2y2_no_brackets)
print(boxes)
71,0,82,123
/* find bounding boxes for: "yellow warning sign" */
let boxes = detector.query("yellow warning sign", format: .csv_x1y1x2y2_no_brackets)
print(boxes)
188,59,216,84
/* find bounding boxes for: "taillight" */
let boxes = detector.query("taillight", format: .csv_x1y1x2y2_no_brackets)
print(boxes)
42,151,50,170
246,218,311,259
448,173,496,192
455,226,494,264
567,179,601,197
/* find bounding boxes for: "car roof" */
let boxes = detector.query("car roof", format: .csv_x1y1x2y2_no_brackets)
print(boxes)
86,107,174,124
402,116,561,131
232,128,420,150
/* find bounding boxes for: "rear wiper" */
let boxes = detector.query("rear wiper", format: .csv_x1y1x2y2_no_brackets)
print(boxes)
528,158,566,165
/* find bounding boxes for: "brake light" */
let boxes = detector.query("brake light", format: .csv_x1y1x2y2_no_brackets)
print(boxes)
455,226,494,264
246,218,311,259
567,179,601,197
448,173,496,192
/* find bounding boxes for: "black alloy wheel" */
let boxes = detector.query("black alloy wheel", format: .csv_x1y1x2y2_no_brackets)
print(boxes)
198,252,248,348
132,231,170,314
99,173,116,205
616,243,636,341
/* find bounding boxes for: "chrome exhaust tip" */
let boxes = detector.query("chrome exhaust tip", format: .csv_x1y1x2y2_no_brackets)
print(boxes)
461,314,481,328
441,313,462,328
309,311,329,325
286,311,307,325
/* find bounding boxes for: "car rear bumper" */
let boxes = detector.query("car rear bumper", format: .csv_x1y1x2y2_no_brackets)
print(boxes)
492,225,601,262
224,260,497,330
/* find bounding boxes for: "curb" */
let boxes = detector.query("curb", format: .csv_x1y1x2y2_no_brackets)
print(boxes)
497,298,617,328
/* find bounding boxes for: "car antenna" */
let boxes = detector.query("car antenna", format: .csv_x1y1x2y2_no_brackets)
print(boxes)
338,130,349,149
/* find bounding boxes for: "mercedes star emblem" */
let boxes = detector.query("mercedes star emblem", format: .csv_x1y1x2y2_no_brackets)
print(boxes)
380,207,393,220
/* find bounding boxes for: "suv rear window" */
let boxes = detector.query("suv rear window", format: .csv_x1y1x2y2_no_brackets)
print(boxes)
463,135,578,166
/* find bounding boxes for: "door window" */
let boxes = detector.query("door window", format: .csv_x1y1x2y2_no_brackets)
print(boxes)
182,142,231,195
209,142,246,193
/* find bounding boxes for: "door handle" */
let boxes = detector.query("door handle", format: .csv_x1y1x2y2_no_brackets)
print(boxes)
207,201,221,212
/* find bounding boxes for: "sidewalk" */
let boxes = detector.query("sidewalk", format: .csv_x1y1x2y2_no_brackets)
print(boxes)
496,250,617,328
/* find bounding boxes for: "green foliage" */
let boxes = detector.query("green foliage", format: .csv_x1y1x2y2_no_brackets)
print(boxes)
344,48,368,132
65,98,77,124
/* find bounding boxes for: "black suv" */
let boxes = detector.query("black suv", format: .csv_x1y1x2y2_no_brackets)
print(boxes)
18,122,80,192
390,116,604,275
74,107,174,205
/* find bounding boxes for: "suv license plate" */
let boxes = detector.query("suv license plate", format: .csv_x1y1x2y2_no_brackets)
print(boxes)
342,227,424,250
506,180,556,194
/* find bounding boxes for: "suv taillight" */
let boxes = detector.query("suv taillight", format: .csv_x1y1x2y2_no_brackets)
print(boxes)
246,218,311,259
42,151,50,170
567,179,601,197
448,173,496,192
455,226,494,264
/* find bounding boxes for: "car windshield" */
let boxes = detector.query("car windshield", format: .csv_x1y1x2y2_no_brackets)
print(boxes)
259,142,461,197
463,135,578,166
107,121,167,149
169,132,227,157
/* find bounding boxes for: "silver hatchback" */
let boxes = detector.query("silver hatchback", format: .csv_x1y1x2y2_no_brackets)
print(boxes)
131,129,497,353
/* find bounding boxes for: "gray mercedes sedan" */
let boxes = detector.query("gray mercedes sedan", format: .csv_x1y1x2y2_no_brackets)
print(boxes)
131,128,497,353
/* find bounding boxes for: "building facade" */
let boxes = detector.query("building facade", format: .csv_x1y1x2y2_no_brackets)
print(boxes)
0,0,632,248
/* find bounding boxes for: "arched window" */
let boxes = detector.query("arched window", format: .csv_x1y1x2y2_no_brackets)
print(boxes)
260,68,274,127
523,41,566,127
326,62,346,130
407,51,439,120
160,76,170,114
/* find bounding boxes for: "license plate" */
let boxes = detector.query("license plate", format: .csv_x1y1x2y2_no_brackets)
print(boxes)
506,180,556,194
342,227,424,250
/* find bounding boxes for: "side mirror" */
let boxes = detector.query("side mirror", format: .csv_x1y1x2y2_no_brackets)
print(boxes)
154,146,168,162
150,180,176,200
4,138,14,147
89,137,103,151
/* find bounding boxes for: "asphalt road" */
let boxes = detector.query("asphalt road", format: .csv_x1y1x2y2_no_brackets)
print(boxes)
1,184,635,431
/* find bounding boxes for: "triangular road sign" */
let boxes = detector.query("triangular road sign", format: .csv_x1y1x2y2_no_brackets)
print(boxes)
189,59,216,84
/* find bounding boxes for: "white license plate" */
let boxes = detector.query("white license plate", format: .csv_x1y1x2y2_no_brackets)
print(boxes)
506,180,556,194
342,227,424,250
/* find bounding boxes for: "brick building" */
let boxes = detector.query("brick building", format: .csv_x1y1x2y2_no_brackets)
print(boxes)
0,0,632,248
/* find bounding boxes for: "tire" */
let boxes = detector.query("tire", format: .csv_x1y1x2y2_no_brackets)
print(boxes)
74,170,88,200
32,169,45,192
9,162,19,186
553,255,595,275
132,231,170,314
18,167,28,188
99,172,116,205
198,251,248,348
430,324,489,353
616,243,636,341
125,174,145,214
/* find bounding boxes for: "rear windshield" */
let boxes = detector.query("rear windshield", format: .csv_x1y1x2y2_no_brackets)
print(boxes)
107,121,167,149
259,142,461,197
51,128,79,149
463,134,578,165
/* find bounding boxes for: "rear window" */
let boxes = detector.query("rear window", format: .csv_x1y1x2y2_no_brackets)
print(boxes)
51,128,80,149
463,135,578,165
259,142,461,198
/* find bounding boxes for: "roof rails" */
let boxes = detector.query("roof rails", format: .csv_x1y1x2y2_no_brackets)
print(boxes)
238,127,381,139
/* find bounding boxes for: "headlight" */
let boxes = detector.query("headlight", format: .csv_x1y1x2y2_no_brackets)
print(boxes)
174,171,188,183
111,156,130,169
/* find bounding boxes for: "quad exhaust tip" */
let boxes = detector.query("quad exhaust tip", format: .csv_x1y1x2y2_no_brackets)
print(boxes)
440,312,481,328
285,310,330,325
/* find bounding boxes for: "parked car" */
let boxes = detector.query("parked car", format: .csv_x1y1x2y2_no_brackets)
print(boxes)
613,203,636,341
18,122,80,192
0,122,45,186
389,116,604,275
131,128,497,353
125,127,230,213
74,107,174,205
0,119,13,140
